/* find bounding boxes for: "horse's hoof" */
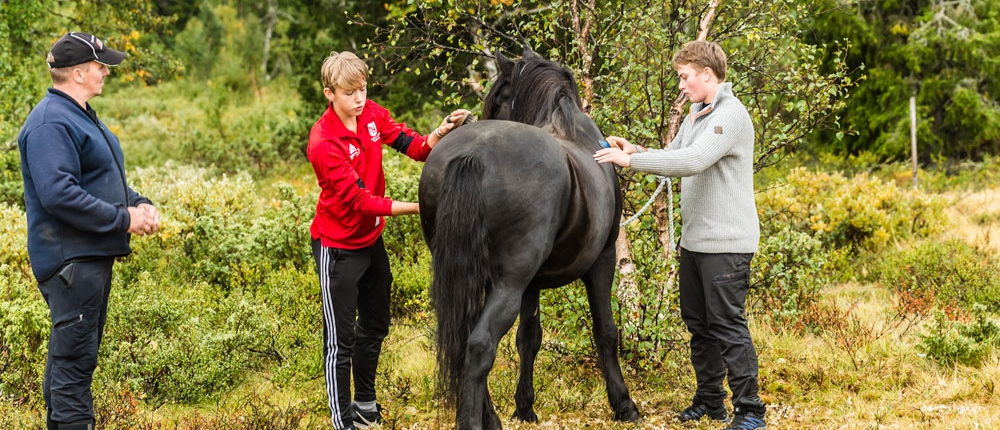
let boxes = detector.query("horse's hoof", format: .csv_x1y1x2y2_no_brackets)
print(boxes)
511,409,539,423
485,415,503,430
613,401,642,423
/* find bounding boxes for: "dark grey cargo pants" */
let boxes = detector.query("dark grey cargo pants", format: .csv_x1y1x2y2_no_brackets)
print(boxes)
678,248,765,413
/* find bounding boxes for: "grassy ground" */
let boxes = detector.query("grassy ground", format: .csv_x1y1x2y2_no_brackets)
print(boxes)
128,277,1000,429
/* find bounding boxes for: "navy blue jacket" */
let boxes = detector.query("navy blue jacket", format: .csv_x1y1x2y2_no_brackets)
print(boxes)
18,88,151,281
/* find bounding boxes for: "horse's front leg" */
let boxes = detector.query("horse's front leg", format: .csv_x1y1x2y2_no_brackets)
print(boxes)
582,244,641,422
458,287,522,430
482,390,502,430
511,288,541,422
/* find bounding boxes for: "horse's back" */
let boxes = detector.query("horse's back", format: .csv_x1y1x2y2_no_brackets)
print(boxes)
422,120,571,186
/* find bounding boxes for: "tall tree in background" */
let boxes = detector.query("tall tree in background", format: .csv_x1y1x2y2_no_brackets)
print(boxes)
807,0,1000,160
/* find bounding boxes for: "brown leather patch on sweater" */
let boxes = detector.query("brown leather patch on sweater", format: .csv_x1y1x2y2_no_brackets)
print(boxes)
714,125,723,134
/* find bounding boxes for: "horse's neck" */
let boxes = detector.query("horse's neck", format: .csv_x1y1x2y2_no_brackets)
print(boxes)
569,110,603,143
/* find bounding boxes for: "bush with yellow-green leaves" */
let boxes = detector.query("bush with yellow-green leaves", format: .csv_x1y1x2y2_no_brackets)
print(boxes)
757,167,946,251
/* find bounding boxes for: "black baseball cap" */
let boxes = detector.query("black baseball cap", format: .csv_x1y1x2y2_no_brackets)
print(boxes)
48,32,125,68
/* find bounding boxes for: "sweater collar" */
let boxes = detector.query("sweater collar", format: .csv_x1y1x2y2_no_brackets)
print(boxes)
692,82,733,113
689,82,734,123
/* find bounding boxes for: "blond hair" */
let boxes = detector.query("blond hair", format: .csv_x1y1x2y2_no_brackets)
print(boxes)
321,51,369,90
672,40,727,81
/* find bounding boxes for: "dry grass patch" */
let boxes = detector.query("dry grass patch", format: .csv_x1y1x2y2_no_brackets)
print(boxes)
944,187,1000,253
752,282,1000,429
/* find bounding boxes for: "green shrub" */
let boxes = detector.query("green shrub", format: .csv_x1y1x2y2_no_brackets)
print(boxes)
0,149,22,208
750,226,829,329
864,239,1000,313
757,167,946,250
95,78,303,176
539,218,689,370
0,402,36,429
918,304,1000,367
0,203,43,406
0,203,28,274
614,238,687,369
121,163,314,290
102,273,277,404
927,154,1000,192
0,297,48,408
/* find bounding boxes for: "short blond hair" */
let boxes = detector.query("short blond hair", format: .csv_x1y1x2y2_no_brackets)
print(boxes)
321,51,369,90
672,40,727,81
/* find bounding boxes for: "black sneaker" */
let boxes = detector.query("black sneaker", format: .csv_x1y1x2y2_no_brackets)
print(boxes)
724,408,766,430
352,402,383,428
677,403,730,423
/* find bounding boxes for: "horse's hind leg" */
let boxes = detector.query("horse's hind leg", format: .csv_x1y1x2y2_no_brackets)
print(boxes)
512,289,541,422
458,287,523,430
582,244,641,422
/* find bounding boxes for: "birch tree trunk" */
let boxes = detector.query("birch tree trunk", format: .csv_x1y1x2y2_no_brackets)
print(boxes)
261,0,276,82
569,0,643,333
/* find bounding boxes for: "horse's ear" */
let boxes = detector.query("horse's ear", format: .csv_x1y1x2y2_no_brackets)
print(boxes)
523,45,539,60
496,49,514,76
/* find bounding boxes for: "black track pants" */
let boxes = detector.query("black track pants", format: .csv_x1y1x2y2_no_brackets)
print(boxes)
312,237,392,429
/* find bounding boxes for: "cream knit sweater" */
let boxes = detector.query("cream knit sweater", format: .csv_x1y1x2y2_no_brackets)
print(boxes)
628,83,759,253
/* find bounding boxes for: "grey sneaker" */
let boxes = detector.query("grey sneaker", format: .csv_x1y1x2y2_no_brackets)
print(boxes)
352,402,383,428
677,403,730,422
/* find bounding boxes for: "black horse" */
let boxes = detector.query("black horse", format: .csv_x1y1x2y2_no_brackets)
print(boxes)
418,49,641,429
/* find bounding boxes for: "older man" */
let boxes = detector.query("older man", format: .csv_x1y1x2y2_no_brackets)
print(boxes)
17,32,160,430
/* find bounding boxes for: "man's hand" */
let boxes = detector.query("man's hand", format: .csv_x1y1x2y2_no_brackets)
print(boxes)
127,204,160,236
593,147,632,168
606,136,638,154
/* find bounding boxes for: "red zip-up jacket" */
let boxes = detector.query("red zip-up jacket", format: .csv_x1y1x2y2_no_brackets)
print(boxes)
307,100,432,249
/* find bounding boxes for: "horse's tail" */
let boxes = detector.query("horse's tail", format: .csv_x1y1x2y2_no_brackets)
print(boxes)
430,154,491,405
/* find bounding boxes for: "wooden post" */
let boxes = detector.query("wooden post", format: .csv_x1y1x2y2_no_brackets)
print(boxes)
910,96,918,188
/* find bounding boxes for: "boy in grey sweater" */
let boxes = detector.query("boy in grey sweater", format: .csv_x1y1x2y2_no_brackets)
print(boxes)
594,40,766,430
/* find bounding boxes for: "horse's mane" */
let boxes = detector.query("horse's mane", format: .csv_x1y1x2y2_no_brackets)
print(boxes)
483,50,583,141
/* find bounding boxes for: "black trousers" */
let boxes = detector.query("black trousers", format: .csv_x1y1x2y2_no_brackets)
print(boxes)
38,258,115,425
678,248,765,413
312,237,392,429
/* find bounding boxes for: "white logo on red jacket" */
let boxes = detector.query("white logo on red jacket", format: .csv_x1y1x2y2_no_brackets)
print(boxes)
367,122,379,142
348,143,361,160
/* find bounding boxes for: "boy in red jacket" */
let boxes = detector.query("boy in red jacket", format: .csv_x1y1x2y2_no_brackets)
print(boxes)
307,50,469,429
